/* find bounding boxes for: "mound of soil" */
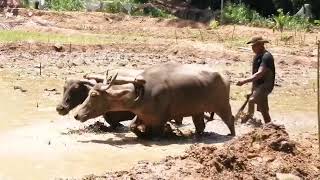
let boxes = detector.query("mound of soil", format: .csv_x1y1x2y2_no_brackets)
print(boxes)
80,123,320,180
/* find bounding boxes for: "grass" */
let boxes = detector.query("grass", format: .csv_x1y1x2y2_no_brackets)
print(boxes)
0,30,150,44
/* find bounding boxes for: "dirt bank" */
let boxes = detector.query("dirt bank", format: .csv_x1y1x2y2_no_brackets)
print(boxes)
81,124,320,180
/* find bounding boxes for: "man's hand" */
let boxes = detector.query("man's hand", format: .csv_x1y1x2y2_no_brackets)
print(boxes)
236,80,245,86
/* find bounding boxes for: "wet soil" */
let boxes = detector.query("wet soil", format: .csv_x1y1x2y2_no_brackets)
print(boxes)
81,124,319,180
0,9,319,180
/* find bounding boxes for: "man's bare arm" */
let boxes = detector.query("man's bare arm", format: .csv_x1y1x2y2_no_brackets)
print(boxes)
237,66,268,86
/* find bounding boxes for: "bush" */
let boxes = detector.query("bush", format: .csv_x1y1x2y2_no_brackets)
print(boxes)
250,11,274,28
103,0,172,18
273,9,311,31
223,4,312,31
223,3,270,27
48,0,85,11
223,3,254,24
104,0,136,14
209,20,219,29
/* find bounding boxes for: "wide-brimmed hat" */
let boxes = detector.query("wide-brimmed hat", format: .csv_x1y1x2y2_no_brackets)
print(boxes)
246,36,269,45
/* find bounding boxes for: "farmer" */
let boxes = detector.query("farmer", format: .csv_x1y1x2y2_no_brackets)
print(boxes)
236,36,275,123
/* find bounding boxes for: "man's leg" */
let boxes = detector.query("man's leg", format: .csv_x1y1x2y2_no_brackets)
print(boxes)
261,110,271,123
256,88,271,123
246,91,255,118
247,98,255,116
248,85,273,123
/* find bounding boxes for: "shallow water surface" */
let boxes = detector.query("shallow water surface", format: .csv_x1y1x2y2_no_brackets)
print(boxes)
0,71,232,180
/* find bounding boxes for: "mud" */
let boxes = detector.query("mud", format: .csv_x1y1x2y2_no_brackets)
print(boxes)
0,9,319,180
81,124,320,180
62,121,118,135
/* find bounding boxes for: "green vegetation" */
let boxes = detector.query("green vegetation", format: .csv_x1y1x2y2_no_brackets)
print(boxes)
0,30,103,44
223,3,314,31
223,3,258,24
48,0,85,11
103,0,135,14
273,9,311,32
103,0,172,18
19,0,320,30
209,20,219,29
222,3,273,28
0,30,148,44
42,0,171,18
20,0,30,8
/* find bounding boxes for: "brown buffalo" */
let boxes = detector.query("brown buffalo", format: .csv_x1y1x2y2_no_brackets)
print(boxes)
56,79,135,128
74,63,234,138
84,69,185,125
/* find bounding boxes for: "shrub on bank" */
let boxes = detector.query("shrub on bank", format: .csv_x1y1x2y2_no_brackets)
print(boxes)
223,3,314,31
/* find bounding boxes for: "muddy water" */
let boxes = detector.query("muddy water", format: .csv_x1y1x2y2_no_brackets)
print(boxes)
0,63,318,180
0,70,61,131
0,70,238,180
0,67,317,179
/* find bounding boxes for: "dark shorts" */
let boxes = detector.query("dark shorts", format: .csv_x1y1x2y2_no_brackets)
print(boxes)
250,84,272,112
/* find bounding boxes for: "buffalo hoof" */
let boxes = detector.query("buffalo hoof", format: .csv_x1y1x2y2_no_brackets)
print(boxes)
130,125,151,139
137,124,146,133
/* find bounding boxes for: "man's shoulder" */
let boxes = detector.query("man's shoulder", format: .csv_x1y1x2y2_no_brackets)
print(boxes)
263,51,273,58
262,51,274,62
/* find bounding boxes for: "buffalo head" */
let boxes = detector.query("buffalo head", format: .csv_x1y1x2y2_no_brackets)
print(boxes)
56,79,96,115
74,73,145,122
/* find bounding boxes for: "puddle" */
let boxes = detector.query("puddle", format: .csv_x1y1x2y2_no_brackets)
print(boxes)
0,70,61,131
0,70,238,180
0,67,316,180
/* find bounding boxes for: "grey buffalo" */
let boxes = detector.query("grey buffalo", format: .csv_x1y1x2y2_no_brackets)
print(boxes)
74,63,235,138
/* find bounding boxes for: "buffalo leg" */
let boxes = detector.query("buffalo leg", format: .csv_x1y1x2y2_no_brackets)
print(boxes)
149,118,166,137
192,113,205,135
129,117,149,139
216,105,235,136
102,114,123,128
129,117,164,139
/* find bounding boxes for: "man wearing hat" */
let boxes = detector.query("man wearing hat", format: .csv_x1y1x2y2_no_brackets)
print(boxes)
236,36,275,123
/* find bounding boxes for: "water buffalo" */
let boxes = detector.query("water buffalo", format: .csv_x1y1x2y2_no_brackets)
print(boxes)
74,63,235,138
84,70,184,125
56,79,136,128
